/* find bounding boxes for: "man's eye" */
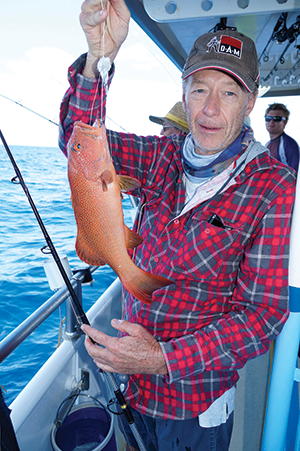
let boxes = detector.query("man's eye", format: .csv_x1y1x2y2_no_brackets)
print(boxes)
226,91,235,96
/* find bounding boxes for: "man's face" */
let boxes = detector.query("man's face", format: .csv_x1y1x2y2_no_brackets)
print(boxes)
182,69,256,155
265,109,287,139
161,121,182,137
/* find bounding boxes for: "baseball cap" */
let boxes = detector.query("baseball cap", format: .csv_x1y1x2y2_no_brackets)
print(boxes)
182,30,260,93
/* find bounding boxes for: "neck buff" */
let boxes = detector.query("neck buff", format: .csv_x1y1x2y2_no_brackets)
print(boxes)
181,125,253,183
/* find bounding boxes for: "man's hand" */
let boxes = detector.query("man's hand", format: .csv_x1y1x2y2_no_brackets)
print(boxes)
80,0,131,77
81,320,168,375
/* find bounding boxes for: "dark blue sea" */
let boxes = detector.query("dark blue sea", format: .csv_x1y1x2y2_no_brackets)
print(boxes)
0,145,134,406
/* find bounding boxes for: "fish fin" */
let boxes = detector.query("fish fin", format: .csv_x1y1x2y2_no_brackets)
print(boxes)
124,225,143,249
75,233,106,266
121,270,172,305
118,175,141,192
100,169,114,192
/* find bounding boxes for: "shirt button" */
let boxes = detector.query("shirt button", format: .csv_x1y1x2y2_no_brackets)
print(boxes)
154,257,159,263
205,228,210,234
177,178,182,184
174,219,179,225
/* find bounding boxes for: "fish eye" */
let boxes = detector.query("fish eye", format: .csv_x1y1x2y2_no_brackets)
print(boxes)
72,142,81,153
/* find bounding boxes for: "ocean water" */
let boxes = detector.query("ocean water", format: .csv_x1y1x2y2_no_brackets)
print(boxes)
0,144,134,406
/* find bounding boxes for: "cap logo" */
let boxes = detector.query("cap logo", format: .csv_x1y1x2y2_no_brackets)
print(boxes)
206,35,243,59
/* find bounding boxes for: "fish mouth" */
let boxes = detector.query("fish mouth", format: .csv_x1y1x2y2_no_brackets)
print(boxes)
75,117,104,128
74,120,104,138
74,121,99,131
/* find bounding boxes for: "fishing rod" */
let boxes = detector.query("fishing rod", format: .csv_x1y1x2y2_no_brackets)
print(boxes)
0,129,86,324
278,53,300,82
258,13,288,64
0,93,59,126
0,92,128,133
0,129,147,451
262,15,300,82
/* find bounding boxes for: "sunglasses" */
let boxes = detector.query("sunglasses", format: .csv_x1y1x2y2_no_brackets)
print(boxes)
265,116,287,122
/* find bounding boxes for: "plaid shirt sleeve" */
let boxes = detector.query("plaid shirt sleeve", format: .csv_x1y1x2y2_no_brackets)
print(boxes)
58,53,114,156
160,176,294,384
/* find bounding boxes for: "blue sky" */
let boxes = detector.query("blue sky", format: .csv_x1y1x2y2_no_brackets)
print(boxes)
1,0,299,147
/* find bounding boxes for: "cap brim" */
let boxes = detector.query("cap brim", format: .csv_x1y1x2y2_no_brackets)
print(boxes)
149,115,164,126
183,64,255,93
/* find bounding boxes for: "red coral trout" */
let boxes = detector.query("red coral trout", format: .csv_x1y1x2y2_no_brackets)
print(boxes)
67,120,172,305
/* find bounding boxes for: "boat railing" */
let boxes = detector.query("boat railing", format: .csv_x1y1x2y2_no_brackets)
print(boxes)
1,249,300,450
0,265,99,364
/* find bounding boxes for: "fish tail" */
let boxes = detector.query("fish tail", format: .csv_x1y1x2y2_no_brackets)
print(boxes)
122,269,172,305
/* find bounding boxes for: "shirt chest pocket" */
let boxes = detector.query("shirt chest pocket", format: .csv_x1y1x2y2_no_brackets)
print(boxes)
139,188,172,237
170,212,242,280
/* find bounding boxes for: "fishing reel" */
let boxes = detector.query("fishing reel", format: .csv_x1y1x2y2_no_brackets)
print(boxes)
274,14,300,44
273,12,288,43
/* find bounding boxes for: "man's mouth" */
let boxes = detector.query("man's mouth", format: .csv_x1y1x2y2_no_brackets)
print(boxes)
199,123,221,132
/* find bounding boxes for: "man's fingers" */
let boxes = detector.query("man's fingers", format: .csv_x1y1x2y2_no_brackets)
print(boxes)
110,318,150,338
81,0,109,13
80,10,107,28
81,324,110,347
80,0,109,27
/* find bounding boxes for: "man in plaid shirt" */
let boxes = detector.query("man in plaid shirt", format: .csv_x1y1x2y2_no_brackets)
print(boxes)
59,1,296,449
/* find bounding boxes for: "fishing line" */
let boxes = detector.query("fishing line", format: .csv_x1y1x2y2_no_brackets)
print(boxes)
99,0,110,122
89,0,110,125
83,4,148,450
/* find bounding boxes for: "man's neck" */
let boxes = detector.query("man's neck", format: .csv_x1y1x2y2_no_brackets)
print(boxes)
269,131,284,141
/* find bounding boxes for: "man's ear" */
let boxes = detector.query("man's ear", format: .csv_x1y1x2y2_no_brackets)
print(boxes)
245,91,258,119
182,92,187,113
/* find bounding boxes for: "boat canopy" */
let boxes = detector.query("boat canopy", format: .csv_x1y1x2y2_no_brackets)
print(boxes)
126,0,300,97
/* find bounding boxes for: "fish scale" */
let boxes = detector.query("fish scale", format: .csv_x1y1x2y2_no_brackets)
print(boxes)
67,120,172,304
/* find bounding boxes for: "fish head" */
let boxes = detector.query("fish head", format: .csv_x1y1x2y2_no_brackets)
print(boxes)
67,121,112,182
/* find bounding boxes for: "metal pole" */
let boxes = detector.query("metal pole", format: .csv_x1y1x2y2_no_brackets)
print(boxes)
261,166,300,450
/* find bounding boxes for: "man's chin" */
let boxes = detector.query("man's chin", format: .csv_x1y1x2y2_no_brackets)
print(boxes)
194,143,225,156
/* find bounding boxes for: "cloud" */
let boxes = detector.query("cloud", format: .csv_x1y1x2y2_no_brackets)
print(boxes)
7,47,73,89
0,36,183,147
0,47,75,146
117,42,161,71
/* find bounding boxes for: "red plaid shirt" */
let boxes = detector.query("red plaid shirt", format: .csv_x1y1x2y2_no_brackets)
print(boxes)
59,54,296,420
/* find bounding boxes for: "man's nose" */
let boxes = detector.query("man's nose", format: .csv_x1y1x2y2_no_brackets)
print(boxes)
203,92,220,117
